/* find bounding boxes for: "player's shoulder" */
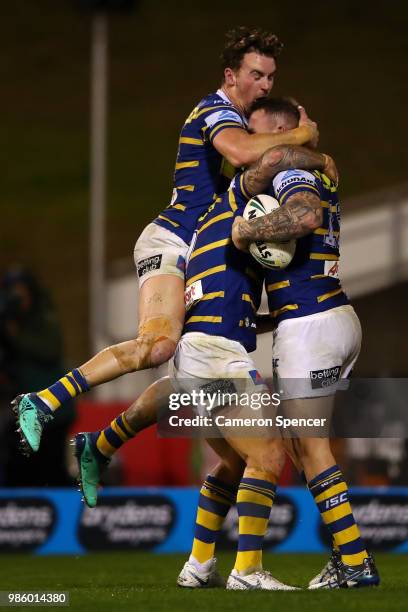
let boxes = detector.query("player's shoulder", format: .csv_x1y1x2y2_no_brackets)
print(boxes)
272,168,321,197
198,90,236,110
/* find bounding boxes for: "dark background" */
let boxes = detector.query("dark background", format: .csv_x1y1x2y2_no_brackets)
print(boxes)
2,0,408,368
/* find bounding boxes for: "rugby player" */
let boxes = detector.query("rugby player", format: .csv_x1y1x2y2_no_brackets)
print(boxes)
231,98,380,589
13,26,335,457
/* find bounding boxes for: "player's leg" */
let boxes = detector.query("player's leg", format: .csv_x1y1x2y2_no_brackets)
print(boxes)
282,397,379,589
178,438,245,588
222,435,297,590
13,223,187,454
74,376,173,508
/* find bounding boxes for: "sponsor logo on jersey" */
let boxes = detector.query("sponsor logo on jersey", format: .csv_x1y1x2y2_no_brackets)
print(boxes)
275,173,317,195
137,255,162,278
324,260,340,278
184,279,203,310
249,370,265,385
176,255,186,273
310,365,341,389
204,109,242,129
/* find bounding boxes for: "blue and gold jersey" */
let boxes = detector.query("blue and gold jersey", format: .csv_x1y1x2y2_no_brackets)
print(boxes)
265,169,349,323
183,173,263,352
154,89,246,244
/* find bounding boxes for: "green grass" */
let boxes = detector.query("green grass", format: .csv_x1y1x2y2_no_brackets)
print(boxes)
0,552,406,611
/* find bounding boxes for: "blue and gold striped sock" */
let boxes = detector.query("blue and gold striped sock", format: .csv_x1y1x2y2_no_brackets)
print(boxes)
191,475,237,565
36,369,89,412
308,465,368,566
90,412,136,459
234,471,276,575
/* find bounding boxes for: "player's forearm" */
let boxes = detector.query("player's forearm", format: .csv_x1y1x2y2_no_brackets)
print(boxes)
242,145,327,198
214,126,316,168
237,192,323,243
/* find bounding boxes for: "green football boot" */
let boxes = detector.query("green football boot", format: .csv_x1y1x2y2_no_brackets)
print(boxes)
74,433,110,508
11,393,53,455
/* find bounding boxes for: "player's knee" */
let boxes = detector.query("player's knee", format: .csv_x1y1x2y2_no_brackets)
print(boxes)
247,440,286,478
149,336,177,367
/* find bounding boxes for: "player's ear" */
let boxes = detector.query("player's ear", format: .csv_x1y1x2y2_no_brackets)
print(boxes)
224,67,236,86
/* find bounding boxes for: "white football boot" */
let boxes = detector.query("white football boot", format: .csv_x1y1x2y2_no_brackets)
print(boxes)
226,568,299,591
177,558,225,588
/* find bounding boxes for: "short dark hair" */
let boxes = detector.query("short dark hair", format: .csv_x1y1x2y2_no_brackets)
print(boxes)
249,97,300,125
221,26,283,74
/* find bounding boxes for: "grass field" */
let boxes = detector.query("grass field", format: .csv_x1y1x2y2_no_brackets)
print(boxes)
0,552,406,611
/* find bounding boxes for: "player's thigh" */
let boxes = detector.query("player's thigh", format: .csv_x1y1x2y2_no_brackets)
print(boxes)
134,222,188,334
138,274,185,330
206,437,245,479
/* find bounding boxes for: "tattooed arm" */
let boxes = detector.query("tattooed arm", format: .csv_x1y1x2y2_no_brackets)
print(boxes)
242,145,337,197
232,190,323,252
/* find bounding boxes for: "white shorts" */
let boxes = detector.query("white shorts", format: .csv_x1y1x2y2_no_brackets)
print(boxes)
169,332,269,415
133,223,189,288
273,305,362,399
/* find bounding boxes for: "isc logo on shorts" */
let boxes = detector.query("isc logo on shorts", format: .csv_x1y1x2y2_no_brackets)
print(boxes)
310,366,341,389
137,255,162,278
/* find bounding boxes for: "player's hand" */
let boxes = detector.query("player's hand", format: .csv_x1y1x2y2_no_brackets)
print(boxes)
323,154,339,186
298,105,319,148
232,216,251,252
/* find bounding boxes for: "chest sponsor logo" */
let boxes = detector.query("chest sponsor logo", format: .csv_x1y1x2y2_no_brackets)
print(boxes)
184,280,203,310
310,365,341,389
137,255,162,278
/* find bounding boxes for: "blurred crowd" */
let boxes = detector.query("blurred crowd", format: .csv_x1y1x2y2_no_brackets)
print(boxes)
0,266,76,486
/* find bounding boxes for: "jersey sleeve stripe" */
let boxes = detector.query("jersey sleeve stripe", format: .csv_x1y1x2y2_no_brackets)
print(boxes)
240,172,251,200
175,160,200,170
313,227,340,237
209,122,245,142
228,188,238,211
270,304,299,318
179,136,204,146
178,185,195,192
278,184,320,205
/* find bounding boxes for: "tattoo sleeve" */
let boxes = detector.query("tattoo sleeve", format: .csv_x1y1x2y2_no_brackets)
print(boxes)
238,191,323,242
242,145,326,197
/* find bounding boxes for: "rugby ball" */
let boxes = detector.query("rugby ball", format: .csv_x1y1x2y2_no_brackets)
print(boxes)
243,194,296,269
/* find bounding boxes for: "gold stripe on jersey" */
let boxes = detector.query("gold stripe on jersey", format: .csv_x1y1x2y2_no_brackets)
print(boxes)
186,265,227,287
314,227,339,237
317,288,343,303
175,160,199,170
320,201,330,208
173,203,186,211
242,293,256,311
310,274,327,279
197,211,234,235
271,304,299,318
190,238,230,260
228,188,238,211
278,183,320,205
158,214,180,227
178,185,195,192
209,122,245,141
179,137,203,146
310,253,339,261
240,173,251,200
186,315,223,324
201,291,225,301
267,280,290,292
